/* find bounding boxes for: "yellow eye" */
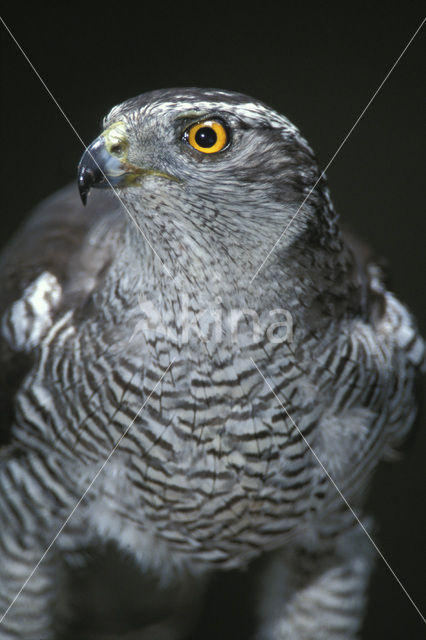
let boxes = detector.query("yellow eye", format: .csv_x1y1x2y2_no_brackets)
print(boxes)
186,120,228,154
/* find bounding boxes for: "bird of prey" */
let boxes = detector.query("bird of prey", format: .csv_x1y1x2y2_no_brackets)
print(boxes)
0,88,423,639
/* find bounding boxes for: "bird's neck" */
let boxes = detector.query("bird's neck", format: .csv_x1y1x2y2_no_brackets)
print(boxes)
99,215,361,351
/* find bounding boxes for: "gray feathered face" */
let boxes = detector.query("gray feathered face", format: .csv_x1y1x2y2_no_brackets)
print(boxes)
78,89,333,277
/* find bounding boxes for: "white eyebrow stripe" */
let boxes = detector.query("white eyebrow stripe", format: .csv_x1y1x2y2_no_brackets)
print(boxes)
107,98,298,136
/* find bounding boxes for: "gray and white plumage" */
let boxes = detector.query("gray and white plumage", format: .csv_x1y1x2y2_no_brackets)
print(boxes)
0,88,423,639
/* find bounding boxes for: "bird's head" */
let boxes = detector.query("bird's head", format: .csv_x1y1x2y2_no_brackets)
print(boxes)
78,88,339,287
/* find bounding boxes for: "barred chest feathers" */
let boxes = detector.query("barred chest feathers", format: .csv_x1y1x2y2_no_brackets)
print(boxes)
9,268,346,569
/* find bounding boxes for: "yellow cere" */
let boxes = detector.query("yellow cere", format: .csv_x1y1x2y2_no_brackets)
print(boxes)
102,121,129,159
187,120,228,154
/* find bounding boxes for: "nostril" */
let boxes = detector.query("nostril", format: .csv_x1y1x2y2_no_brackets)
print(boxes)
110,143,124,156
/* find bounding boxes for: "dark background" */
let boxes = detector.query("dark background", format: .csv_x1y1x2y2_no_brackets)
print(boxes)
1,5,425,639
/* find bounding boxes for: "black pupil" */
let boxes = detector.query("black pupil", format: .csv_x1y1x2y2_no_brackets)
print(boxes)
195,126,217,148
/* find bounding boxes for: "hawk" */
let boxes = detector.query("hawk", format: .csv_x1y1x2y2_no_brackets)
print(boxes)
0,88,423,639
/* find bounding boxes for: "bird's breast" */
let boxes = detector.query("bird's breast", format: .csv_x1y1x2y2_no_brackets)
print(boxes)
13,308,320,567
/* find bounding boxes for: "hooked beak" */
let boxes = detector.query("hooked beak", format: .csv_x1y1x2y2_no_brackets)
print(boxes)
77,120,179,205
77,121,133,205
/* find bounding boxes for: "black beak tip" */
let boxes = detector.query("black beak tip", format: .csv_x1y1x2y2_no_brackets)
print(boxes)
79,187,88,206
78,166,94,206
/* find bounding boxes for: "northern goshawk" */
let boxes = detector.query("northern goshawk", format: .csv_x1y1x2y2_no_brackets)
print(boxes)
0,88,423,639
